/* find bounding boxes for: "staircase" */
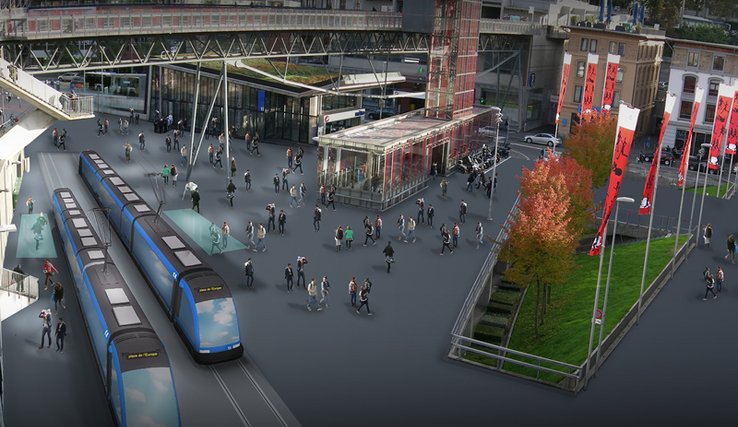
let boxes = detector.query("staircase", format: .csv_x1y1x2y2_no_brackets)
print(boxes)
0,268,39,321
473,281,524,346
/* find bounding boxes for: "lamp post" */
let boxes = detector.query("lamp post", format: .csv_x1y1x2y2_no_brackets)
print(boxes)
696,143,713,247
595,196,634,373
687,143,711,243
487,109,502,221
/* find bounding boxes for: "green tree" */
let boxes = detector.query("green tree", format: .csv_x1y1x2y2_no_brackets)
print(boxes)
564,113,616,188
643,0,682,30
673,24,729,44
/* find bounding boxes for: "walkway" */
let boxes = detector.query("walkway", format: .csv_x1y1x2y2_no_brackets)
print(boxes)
6,113,736,426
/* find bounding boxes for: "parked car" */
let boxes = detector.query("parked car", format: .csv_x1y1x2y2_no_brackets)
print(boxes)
366,111,395,120
58,72,81,82
478,126,496,137
639,148,674,166
524,133,561,147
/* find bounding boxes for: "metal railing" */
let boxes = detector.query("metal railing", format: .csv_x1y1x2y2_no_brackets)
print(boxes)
478,19,546,35
17,7,403,39
0,56,93,117
0,268,39,303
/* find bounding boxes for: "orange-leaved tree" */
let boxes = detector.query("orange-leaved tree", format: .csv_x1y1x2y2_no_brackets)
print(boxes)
564,113,616,187
543,152,594,237
501,162,578,335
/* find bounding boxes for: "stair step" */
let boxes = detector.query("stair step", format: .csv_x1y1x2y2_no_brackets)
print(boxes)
487,302,513,313
498,283,521,292
490,290,520,305
480,313,509,328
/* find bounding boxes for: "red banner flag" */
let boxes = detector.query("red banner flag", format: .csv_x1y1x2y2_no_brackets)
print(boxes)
602,54,620,110
555,53,572,124
589,104,640,256
582,53,599,113
727,90,738,156
678,86,704,187
639,93,676,215
708,84,734,170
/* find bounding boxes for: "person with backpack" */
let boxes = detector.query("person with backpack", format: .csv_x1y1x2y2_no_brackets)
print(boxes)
703,267,717,300
355,283,372,315
703,224,713,248
334,225,344,251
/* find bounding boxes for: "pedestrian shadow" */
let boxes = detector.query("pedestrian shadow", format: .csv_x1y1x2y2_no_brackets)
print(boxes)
322,243,337,251
262,186,279,194
273,282,289,293
371,264,386,272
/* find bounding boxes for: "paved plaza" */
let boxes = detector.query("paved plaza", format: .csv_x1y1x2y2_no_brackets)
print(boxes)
3,115,737,426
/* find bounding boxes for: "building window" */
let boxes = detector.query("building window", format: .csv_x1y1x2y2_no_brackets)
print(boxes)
589,39,598,53
708,79,722,97
576,61,585,78
573,85,582,103
618,43,625,55
612,91,620,107
687,51,699,67
616,67,624,83
704,104,716,123
679,100,693,120
609,41,617,54
713,55,725,71
580,38,589,51
683,75,696,94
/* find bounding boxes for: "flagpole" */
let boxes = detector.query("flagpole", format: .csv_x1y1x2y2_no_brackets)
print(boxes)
687,148,702,241
733,153,737,194
585,219,607,389
639,155,660,323
696,144,712,245
717,141,726,198
672,161,689,276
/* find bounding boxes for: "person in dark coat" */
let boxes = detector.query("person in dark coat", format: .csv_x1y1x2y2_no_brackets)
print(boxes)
382,242,395,273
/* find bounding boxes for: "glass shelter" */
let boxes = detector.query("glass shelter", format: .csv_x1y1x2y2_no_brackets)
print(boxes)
318,107,493,210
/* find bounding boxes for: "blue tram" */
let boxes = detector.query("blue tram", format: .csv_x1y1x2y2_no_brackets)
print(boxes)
79,151,242,363
52,188,181,427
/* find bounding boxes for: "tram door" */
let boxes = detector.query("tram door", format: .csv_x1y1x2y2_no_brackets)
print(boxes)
431,138,449,176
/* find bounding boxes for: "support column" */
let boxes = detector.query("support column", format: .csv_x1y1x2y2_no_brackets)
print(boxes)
223,61,230,181
188,63,202,171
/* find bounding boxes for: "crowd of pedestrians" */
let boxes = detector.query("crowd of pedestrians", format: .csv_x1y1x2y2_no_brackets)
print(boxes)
700,225,736,302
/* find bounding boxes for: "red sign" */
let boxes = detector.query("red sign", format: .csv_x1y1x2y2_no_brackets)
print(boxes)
678,86,704,187
602,54,620,110
727,90,738,156
582,54,599,113
639,93,676,215
708,84,734,170
556,53,572,124
590,104,640,256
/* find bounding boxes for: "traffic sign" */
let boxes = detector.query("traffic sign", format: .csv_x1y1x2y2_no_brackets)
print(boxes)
594,309,603,325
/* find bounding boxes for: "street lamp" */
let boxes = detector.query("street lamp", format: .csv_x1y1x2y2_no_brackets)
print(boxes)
696,143,713,247
487,108,503,221
595,196,634,373
687,143,712,243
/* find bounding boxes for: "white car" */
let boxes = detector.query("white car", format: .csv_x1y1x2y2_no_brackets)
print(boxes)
478,126,496,137
524,133,561,147
57,72,81,82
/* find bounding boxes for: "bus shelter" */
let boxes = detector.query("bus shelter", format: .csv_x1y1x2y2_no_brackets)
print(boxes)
317,107,493,210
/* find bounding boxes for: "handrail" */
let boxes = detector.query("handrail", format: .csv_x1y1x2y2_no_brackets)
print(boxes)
454,343,581,380
478,19,546,35
17,7,403,39
0,268,39,302
450,193,520,337
451,334,581,370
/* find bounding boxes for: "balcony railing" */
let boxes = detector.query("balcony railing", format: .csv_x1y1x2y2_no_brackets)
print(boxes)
479,19,546,35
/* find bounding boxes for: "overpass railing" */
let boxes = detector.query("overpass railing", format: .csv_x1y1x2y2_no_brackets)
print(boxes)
14,7,403,39
478,19,546,35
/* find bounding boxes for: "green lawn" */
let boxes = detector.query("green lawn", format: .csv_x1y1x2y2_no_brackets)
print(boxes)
501,235,688,382
687,184,733,198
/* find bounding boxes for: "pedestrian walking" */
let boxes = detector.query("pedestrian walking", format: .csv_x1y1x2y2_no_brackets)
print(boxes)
397,214,406,241
278,209,287,235
335,225,344,251
255,224,267,252
226,179,236,206
441,229,454,255
306,278,319,312
191,188,201,212
208,143,214,164
427,204,435,227
12,264,25,293
42,259,58,290
326,191,336,211
452,223,460,248
296,256,307,288
289,185,298,208
287,147,293,169
475,221,484,249
173,131,180,151
716,266,724,293
39,309,52,349
180,145,188,167
162,164,169,184
364,223,376,246
124,143,133,162
170,164,178,187
138,131,145,150
725,234,736,264
417,198,425,223
383,242,395,273
245,221,255,249
282,168,290,191
273,174,280,193
55,317,67,352
299,182,307,206
406,217,417,243
222,221,230,248
459,200,468,224
52,281,65,311
440,178,448,198
355,283,372,315
26,196,33,214
293,154,303,174
165,134,172,152
244,169,252,190
319,276,330,309
320,185,327,206
349,277,359,308
266,203,276,232
313,205,322,231
703,268,718,300
244,258,254,288
285,263,294,293
375,215,382,240
345,226,354,249
703,224,712,248
213,149,223,168
209,224,222,254
466,172,475,192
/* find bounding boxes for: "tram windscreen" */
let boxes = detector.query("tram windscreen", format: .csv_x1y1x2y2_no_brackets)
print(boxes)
196,298,240,348
122,367,179,427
